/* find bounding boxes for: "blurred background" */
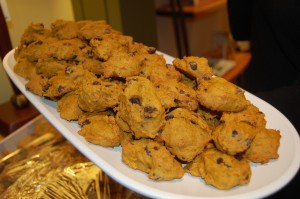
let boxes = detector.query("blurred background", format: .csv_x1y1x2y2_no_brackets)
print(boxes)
0,0,236,103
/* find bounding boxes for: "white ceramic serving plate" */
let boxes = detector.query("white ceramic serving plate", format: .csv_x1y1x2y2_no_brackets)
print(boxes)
3,49,300,199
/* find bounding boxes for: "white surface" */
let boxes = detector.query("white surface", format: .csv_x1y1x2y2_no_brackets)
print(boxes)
3,49,300,199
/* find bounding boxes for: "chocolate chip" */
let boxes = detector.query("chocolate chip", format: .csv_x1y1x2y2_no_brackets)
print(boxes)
166,64,173,69
87,50,93,58
202,76,211,80
216,157,223,164
35,40,43,45
165,115,174,120
174,99,181,105
81,119,90,127
189,61,197,70
63,42,71,46
93,81,100,85
234,153,244,161
129,96,141,105
57,85,64,93
190,120,197,125
148,47,156,54
42,83,51,92
245,174,250,181
232,130,239,137
179,89,186,94
144,106,157,113
79,45,86,49
158,128,163,134
94,36,103,41
145,146,151,156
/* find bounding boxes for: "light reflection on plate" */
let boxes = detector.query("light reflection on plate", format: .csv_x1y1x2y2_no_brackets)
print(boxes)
3,49,300,199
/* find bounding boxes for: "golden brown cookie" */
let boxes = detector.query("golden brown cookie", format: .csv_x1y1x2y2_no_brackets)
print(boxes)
43,66,96,99
100,51,142,78
245,128,281,164
185,148,251,190
197,77,249,112
80,57,104,76
153,79,199,111
172,56,213,80
90,32,133,61
25,74,50,96
197,105,221,131
159,108,211,162
13,58,37,80
212,121,258,155
51,19,80,40
18,23,51,46
35,58,68,77
57,92,84,121
20,37,59,62
77,78,124,112
78,20,116,41
118,76,165,139
78,113,121,147
221,103,266,128
135,46,182,82
122,139,184,181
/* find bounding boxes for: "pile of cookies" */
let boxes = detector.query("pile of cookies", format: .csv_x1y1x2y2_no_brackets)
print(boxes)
13,19,281,190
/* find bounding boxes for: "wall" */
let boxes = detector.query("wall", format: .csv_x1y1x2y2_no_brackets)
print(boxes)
0,0,74,103
155,0,230,58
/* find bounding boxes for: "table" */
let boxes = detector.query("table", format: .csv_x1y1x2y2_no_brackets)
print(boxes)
222,52,251,82
0,101,40,136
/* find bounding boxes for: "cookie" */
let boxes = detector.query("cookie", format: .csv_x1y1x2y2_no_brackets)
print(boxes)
172,56,213,80
197,105,221,131
100,51,142,78
18,23,51,46
35,58,68,78
90,32,133,61
78,113,121,147
13,58,37,80
118,76,165,139
197,77,249,112
212,121,258,155
25,74,50,96
21,37,60,62
43,66,96,99
78,20,117,41
77,78,124,112
245,128,281,164
153,79,199,111
221,103,266,128
135,45,182,82
57,92,84,121
51,19,80,40
159,108,211,162
80,57,104,75
185,148,251,190
122,139,184,181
